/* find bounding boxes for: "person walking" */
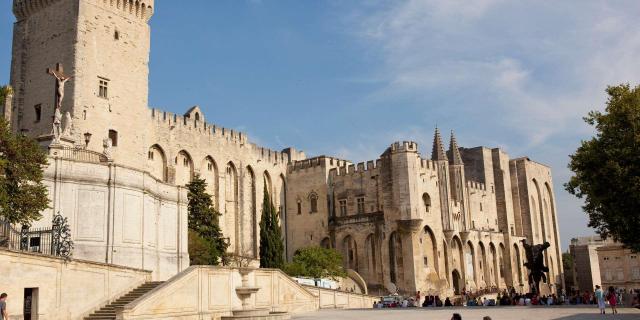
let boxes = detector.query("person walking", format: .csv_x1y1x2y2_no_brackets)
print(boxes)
0,293,8,320
595,285,606,314
607,286,618,314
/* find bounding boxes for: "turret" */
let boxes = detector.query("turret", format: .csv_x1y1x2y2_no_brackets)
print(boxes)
431,127,447,161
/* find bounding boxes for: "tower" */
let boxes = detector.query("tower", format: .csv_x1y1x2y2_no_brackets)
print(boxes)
448,131,467,231
432,127,452,231
10,0,154,167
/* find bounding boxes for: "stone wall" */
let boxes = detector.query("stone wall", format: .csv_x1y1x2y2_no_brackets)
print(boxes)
0,248,151,320
34,155,189,280
118,266,375,320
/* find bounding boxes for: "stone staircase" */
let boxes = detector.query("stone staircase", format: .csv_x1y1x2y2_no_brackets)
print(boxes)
84,281,164,320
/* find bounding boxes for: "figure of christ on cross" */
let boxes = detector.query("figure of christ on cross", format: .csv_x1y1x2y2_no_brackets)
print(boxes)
47,63,72,142
47,63,72,110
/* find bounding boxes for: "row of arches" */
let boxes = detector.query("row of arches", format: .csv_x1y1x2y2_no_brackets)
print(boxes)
147,144,287,257
330,228,529,295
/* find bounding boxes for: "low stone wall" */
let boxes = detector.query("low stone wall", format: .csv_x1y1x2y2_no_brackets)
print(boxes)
0,249,151,320
118,266,376,320
303,285,377,309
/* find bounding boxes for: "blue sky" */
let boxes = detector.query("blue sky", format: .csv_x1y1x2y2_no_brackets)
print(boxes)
1,0,639,249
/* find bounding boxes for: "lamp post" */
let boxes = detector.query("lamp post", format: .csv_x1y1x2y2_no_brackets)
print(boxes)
84,132,92,149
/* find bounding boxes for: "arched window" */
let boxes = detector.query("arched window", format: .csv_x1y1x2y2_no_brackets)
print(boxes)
422,193,431,213
147,144,167,182
309,192,318,213
321,237,331,249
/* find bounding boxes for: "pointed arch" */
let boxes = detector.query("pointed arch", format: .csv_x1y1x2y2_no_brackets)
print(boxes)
389,231,404,286
489,242,499,287
422,226,438,275
499,243,506,282
225,161,239,253
466,240,476,283
321,237,331,249
147,144,167,182
277,174,287,253
365,233,377,281
443,239,450,283
175,150,193,186
513,243,523,286
422,193,431,213
479,241,489,286
342,235,358,271
263,170,273,198
244,165,257,257
200,156,219,208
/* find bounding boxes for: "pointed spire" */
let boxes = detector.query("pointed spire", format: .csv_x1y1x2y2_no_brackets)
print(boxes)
431,127,447,161
448,130,464,165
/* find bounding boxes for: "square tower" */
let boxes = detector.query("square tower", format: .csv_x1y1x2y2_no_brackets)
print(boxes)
10,0,154,167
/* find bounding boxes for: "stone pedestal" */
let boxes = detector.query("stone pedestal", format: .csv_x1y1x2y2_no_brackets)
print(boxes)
221,268,290,320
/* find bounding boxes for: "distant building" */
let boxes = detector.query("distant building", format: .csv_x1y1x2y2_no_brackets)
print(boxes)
598,243,640,291
569,236,610,292
569,235,640,292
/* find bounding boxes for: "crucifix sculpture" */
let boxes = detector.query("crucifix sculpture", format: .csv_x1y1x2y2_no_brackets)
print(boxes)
47,63,72,142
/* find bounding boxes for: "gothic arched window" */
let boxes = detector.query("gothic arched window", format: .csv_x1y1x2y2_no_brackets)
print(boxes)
309,192,318,213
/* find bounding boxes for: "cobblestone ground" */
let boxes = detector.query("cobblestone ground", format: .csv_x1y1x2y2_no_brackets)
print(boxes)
292,306,640,320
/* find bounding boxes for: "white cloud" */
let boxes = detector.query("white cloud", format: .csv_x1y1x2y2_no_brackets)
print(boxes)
340,0,640,245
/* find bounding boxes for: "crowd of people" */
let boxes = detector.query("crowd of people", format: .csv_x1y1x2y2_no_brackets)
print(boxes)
372,285,640,311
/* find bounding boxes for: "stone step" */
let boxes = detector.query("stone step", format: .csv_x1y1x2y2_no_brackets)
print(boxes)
84,281,164,320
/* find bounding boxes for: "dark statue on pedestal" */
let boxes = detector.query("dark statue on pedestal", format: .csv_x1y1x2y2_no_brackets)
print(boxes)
521,239,550,295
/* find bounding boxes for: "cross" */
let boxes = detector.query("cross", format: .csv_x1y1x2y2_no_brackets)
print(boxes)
46,63,72,110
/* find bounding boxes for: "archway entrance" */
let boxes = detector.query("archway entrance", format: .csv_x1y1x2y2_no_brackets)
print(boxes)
452,269,462,295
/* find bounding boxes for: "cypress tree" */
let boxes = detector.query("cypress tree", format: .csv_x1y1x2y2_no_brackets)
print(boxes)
186,175,228,265
259,182,284,268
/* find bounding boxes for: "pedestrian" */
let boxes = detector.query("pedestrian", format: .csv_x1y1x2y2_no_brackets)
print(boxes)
451,313,462,320
0,293,7,320
607,286,618,314
595,285,605,314
483,317,492,320
416,290,421,304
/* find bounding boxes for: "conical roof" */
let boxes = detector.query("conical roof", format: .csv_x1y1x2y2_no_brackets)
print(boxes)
448,131,464,165
431,127,447,161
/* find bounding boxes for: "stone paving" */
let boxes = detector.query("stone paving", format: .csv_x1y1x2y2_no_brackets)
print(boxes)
292,306,640,320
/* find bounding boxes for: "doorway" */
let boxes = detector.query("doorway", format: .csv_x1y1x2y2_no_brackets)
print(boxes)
23,288,38,320
452,270,461,295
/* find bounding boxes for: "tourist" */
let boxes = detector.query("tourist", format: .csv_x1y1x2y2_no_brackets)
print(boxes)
416,290,421,304
607,286,618,314
595,285,605,314
401,298,408,308
451,313,462,320
483,317,492,320
444,297,453,306
0,293,7,320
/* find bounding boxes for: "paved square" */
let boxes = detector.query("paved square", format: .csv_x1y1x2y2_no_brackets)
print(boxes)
292,306,640,320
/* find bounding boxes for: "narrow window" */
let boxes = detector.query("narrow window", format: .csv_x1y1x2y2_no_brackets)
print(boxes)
339,199,347,217
356,197,365,214
83,110,87,120
108,129,118,147
297,201,302,215
480,203,483,211
207,162,213,171
309,193,318,213
148,151,154,160
98,78,109,98
34,104,42,122
114,30,120,40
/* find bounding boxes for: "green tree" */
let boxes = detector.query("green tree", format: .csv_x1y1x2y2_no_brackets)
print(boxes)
259,182,284,268
284,246,347,280
566,84,640,252
0,85,11,105
0,118,49,225
186,175,228,265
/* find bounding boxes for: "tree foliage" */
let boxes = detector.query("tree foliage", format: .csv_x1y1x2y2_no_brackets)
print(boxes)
566,84,640,252
259,182,285,268
186,175,228,265
284,246,346,280
0,118,49,225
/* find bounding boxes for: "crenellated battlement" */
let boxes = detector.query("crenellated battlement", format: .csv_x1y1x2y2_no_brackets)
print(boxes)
330,159,380,177
288,156,350,174
418,157,438,171
389,141,419,153
466,180,486,192
150,108,302,166
97,0,154,22
13,0,154,21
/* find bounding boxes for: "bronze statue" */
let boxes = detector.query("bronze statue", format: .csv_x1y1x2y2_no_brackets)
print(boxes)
521,239,550,294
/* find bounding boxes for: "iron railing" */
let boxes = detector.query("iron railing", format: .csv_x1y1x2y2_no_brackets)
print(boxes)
50,146,109,163
0,212,74,259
